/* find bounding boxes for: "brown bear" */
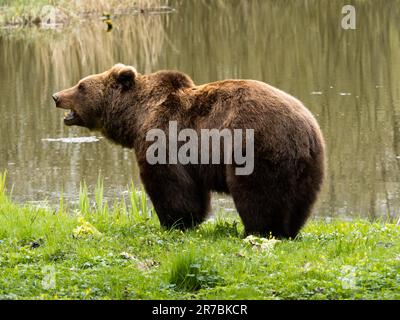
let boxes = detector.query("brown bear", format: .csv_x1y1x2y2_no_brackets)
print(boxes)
52,63,325,238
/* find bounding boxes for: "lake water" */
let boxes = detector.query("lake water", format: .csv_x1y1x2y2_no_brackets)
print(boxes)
1,0,400,220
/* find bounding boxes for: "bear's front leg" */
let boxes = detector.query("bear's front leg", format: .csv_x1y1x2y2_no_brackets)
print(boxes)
139,163,210,230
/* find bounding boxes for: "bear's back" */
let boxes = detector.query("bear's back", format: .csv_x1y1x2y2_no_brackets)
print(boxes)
182,79,323,161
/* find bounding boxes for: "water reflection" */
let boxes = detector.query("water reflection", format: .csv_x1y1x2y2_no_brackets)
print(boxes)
1,0,400,220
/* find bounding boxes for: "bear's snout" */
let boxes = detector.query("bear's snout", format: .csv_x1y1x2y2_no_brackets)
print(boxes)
52,93,59,103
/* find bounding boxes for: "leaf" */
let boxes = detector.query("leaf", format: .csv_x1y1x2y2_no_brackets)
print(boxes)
244,235,280,252
72,217,102,239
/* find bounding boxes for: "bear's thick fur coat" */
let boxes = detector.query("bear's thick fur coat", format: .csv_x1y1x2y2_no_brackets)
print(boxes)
53,64,325,238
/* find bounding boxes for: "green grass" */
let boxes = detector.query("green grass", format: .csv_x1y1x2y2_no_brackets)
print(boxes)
0,171,399,300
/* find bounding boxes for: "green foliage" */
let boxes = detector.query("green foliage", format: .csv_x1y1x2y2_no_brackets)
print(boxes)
0,173,399,299
167,251,223,292
79,182,90,215
0,171,7,203
94,175,106,215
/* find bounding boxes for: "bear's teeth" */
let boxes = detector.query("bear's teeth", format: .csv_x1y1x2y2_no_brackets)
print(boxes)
64,111,76,121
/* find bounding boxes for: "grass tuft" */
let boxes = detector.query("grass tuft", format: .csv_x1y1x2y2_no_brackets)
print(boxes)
94,175,106,215
0,171,7,202
78,181,90,215
167,251,223,292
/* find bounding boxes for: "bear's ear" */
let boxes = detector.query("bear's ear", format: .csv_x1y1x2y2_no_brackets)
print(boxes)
114,64,136,90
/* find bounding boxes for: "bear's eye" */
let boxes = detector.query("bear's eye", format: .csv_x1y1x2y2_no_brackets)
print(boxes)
78,83,85,92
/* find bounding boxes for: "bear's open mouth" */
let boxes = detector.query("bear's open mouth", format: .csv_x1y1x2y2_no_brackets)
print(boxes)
63,110,84,126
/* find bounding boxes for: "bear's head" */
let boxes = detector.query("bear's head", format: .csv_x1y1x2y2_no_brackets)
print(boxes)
52,63,137,130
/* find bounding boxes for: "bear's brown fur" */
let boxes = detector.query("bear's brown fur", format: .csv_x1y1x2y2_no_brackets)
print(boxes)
53,63,325,238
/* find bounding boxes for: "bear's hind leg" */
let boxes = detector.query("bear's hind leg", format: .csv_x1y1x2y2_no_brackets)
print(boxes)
227,164,295,239
230,186,294,238
227,156,322,239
